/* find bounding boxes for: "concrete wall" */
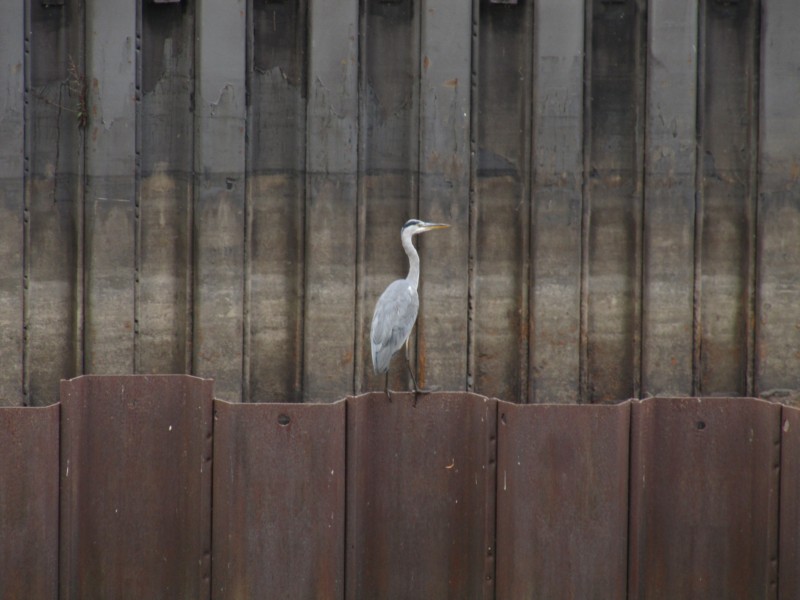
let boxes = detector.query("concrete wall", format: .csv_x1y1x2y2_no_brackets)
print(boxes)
1,0,798,404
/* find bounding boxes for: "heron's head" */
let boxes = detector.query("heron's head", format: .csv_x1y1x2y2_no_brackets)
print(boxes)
402,219,450,236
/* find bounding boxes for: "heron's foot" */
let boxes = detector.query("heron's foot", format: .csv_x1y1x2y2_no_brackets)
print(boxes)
384,388,394,403
412,385,439,407
413,385,439,394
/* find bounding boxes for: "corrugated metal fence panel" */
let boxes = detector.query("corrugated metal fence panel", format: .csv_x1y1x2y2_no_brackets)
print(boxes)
346,392,496,599
628,397,780,599
780,404,800,600
211,399,345,599
0,404,59,600
59,375,213,600
495,401,630,599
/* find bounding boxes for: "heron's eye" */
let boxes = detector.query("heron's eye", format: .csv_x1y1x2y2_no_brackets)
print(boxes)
402,219,421,229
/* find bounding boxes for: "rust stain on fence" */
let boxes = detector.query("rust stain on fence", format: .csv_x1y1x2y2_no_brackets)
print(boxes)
628,396,781,599
211,399,345,599
59,375,213,600
0,404,59,600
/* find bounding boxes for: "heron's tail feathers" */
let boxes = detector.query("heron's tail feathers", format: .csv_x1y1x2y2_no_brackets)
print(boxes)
372,345,393,375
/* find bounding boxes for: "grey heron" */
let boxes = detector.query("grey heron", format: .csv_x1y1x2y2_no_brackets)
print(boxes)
371,219,450,400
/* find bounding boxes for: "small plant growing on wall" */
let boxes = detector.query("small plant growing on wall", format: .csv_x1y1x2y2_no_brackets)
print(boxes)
67,55,87,130
33,54,87,130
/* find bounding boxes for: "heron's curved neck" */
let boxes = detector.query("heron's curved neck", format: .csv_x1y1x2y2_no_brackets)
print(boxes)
402,230,420,289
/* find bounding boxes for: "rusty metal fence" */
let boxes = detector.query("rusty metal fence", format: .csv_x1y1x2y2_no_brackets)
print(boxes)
1,374,799,599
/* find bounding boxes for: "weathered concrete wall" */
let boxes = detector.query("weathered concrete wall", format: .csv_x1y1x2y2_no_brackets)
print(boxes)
1,0,798,405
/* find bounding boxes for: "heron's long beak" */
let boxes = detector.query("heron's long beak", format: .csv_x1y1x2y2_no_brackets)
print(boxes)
420,222,450,231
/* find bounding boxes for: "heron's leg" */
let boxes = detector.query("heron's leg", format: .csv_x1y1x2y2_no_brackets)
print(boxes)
404,338,432,406
404,337,419,389
405,346,419,390
384,371,392,403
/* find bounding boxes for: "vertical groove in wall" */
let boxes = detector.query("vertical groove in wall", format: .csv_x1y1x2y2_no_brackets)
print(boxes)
698,0,757,396
632,0,646,400
133,0,142,374
755,0,800,393
414,0,423,222
190,1,200,380
639,0,649,401
416,0,471,391
466,0,478,393
528,0,583,403
76,2,86,378
280,0,306,400
242,0,253,402
411,0,421,387
520,3,534,404
474,1,533,401
579,0,593,404
409,0,421,388
411,0,423,386
586,0,642,402
193,0,248,400
640,1,649,399
240,1,250,404
185,5,196,377
353,0,367,395
301,0,310,400
303,4,314,401
248,0,313,400
642,0,699,398
84,0,139,375
184,204,194,379
408,0,423,387
141,0,196,373
745,0,761,397
528,0,536,404
354,3,361,400
297,0,308,400
692,0,705,397
22,0,31,405
304,0,360,399
751,0,763,392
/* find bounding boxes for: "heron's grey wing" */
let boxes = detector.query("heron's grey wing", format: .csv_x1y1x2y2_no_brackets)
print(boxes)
370,280,420,374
